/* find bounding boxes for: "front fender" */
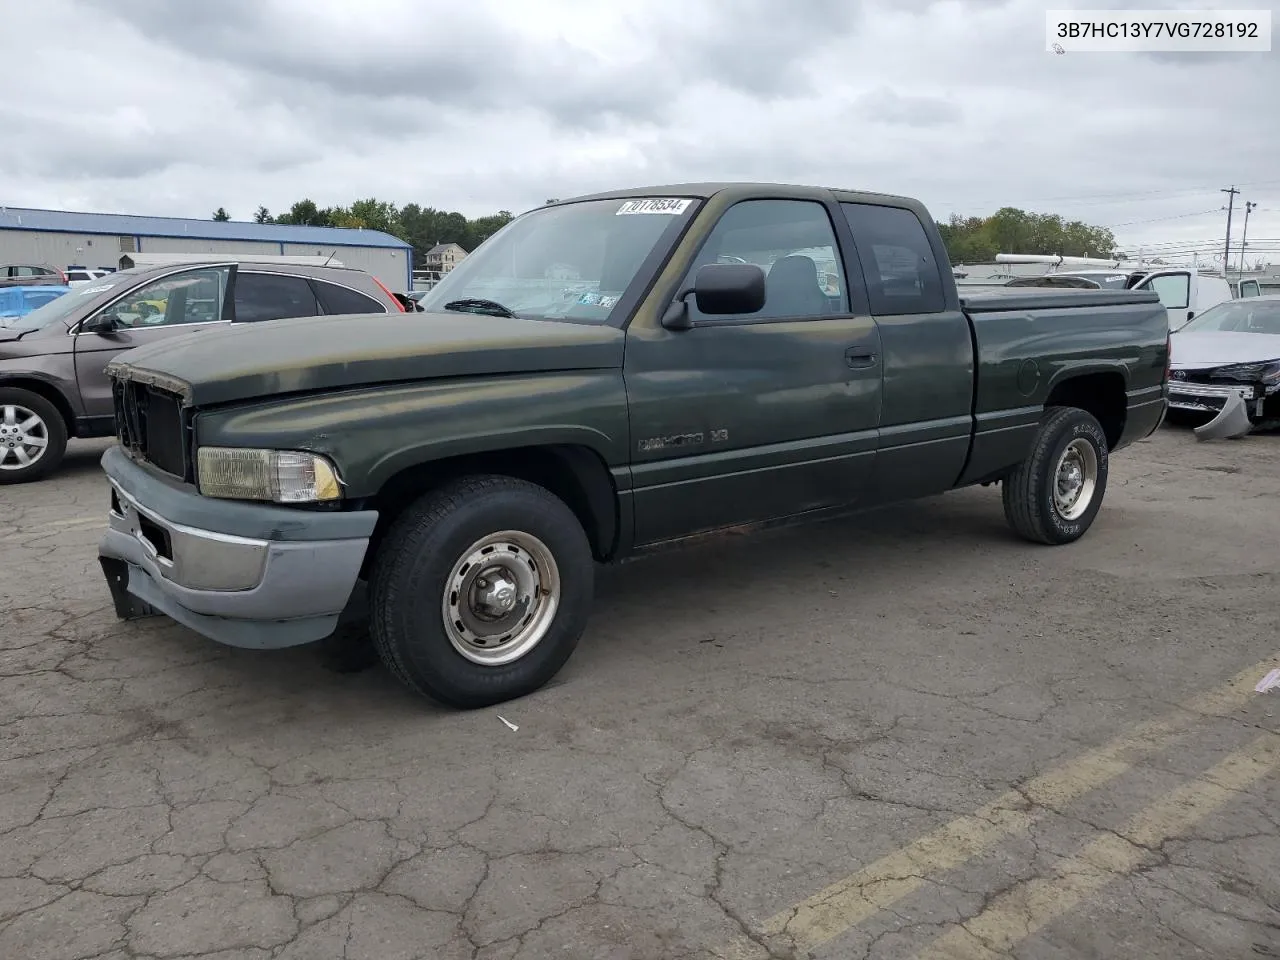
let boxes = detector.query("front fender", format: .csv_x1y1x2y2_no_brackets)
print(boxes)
193,371,631,498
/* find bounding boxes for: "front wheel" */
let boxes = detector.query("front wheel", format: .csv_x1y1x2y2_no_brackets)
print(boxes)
0,388,68,484
1002,407,1109,545
369,475,594,708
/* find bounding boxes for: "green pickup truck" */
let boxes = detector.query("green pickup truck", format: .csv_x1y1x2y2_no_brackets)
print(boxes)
97,183,1169,708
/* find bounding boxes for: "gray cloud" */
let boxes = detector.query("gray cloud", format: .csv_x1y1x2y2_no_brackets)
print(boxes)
80,0,860,127
854,88,961,126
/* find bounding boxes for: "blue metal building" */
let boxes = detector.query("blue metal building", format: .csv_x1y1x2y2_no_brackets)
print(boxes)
0,206,414,290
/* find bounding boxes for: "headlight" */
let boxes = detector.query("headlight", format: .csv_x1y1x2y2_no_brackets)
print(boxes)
196,447,342,503
1211,359,1280,383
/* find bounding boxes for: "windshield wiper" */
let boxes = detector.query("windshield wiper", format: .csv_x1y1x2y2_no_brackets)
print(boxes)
441,298,518,318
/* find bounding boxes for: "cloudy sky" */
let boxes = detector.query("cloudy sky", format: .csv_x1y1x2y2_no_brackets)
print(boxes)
3,0,1278,266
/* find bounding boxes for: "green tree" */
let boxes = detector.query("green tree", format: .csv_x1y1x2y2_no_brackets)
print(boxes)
265,196,519,268
212,207,230,221
467,211,514,249
937,208,1115,263
273,199,332,227
345,198,403,238
253,206,273,224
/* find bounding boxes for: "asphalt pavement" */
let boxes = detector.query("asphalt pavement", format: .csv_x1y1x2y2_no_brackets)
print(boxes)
1,429,1278,960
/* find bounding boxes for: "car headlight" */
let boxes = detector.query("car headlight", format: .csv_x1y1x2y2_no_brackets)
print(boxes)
196,447,342,503
1211,359,1280,383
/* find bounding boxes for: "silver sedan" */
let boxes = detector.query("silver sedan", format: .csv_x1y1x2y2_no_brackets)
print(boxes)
1168,295,1280,426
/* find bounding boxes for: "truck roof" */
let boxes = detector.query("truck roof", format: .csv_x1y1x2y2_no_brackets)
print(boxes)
554,182,927,210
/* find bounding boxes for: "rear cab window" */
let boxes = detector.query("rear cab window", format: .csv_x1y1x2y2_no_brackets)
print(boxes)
840,203,946,315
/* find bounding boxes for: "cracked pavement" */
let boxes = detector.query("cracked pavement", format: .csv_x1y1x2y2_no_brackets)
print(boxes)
1,427,1278,960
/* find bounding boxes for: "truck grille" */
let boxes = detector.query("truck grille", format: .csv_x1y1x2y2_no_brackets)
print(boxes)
112,378,190,479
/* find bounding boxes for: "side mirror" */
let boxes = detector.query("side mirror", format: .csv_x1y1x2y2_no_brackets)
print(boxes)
694,263,766,315
81,313,118,334
661,262,767,331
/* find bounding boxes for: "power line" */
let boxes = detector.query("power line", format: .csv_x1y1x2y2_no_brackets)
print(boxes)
1104,208,1223,227
928,178,1280,210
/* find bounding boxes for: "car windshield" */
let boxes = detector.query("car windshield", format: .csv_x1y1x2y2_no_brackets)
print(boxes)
1177,300,1280,335
416,197,698,323
0,271,134,331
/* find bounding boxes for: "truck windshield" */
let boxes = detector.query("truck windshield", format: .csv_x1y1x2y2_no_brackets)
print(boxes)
417,197,698,324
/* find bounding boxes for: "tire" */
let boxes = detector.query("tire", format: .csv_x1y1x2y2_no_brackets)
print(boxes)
369,475,594,708
0,387,68,485
1002,406,1109,545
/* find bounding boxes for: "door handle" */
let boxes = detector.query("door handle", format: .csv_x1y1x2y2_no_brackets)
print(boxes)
844,345,877,368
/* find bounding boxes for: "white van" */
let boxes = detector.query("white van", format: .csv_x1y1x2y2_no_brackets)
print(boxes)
1127,269,1233,330
992,255,1233,331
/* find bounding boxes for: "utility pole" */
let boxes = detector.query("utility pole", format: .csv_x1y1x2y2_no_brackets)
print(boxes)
1221,185,1240,276
1239,200,1256,275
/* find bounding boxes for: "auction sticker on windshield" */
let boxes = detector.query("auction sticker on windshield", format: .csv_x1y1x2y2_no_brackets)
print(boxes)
616,198,692,215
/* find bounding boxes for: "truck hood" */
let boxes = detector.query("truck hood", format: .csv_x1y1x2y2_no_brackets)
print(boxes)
105,311,627,407
1169,331,1280,369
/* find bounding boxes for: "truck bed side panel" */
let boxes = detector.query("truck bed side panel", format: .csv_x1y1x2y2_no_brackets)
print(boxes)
956,292,1168,485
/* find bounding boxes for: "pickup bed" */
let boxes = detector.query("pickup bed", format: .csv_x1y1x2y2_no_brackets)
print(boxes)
96,182,1170,708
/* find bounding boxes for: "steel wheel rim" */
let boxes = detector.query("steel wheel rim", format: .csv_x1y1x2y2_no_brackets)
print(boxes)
0,404,50,471
1053,437,1097,521
441,529,561,666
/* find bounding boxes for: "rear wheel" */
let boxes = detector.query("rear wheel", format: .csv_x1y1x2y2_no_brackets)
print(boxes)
369,475,594,708
0,388,67,484
1002,406,1109,545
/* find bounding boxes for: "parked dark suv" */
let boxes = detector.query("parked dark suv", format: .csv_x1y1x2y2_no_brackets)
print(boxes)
0,259,404,483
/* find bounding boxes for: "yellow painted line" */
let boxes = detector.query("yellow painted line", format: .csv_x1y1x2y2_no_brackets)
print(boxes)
711,654,1277,959
912,731,1280,960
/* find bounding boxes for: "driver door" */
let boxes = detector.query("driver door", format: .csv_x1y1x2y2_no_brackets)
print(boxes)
73,265,233,428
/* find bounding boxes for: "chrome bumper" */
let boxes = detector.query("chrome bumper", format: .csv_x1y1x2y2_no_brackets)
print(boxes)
1167,381,1263,417
97,445,378,650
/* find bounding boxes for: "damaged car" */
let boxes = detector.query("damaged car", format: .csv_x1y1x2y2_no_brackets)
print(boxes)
1168,294,1280,429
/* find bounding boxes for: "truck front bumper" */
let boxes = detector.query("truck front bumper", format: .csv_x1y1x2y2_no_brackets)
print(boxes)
97,445,378,650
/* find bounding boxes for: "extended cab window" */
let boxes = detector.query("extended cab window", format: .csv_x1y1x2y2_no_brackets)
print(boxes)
313,281,387,315
684,199,848,322
841,203,945,315
98,267,229,328
235,272,320,322
416,197,695,323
